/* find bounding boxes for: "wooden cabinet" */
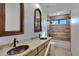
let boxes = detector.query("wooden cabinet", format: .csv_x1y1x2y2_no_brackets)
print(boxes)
36,40,50,56
37,43,45,53
37,48,45,56
37,43,45,56
25,49,37,56
25,40,50,56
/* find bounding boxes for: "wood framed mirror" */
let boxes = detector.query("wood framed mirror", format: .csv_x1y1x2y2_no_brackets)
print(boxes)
34,8,42,32
0,3,24,36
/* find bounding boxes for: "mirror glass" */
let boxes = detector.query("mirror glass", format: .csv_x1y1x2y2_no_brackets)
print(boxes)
35,11,40,30
5,3,20,31
0,3,24,36
34,8,42,32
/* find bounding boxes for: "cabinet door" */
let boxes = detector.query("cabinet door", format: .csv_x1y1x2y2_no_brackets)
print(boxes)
25,49,37,56
45,40,50,47
37,43,45,52
37,40,50,56
37,49,45,56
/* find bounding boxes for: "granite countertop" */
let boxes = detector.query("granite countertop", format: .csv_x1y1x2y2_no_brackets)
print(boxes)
0,37,52,56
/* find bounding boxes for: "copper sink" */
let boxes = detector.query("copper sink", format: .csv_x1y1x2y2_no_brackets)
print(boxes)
7,45,29,55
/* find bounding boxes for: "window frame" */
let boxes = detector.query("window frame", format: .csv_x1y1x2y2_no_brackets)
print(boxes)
49,19,68,25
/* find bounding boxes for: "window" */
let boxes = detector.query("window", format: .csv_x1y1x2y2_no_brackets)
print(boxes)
60,20,67,24
49,19,68,25
51,20,58,24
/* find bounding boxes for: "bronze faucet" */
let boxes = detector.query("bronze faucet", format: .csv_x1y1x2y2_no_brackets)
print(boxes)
13,38,19,47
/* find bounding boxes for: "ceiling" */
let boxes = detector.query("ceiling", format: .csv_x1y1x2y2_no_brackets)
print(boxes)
39,3,78,15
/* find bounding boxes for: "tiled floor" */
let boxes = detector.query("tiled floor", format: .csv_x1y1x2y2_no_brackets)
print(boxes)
49,39,71,56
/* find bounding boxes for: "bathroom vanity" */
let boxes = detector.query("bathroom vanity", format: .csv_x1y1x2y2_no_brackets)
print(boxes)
0,37,52,56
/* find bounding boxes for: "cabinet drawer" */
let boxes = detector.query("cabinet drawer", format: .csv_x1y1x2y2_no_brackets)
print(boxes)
37,44,45,52
26,49,37,56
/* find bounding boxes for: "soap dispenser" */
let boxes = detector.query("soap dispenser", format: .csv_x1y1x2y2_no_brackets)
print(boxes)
39,34,41,38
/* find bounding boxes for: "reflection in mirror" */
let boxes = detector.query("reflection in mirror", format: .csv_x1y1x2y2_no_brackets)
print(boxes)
0,3,24,36
36,11,40,18
5,3,20,31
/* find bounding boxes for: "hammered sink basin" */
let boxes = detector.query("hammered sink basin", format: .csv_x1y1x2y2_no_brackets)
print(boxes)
7,45,29,55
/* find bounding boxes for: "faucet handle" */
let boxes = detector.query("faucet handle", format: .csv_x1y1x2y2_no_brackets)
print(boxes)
14,38,19,42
